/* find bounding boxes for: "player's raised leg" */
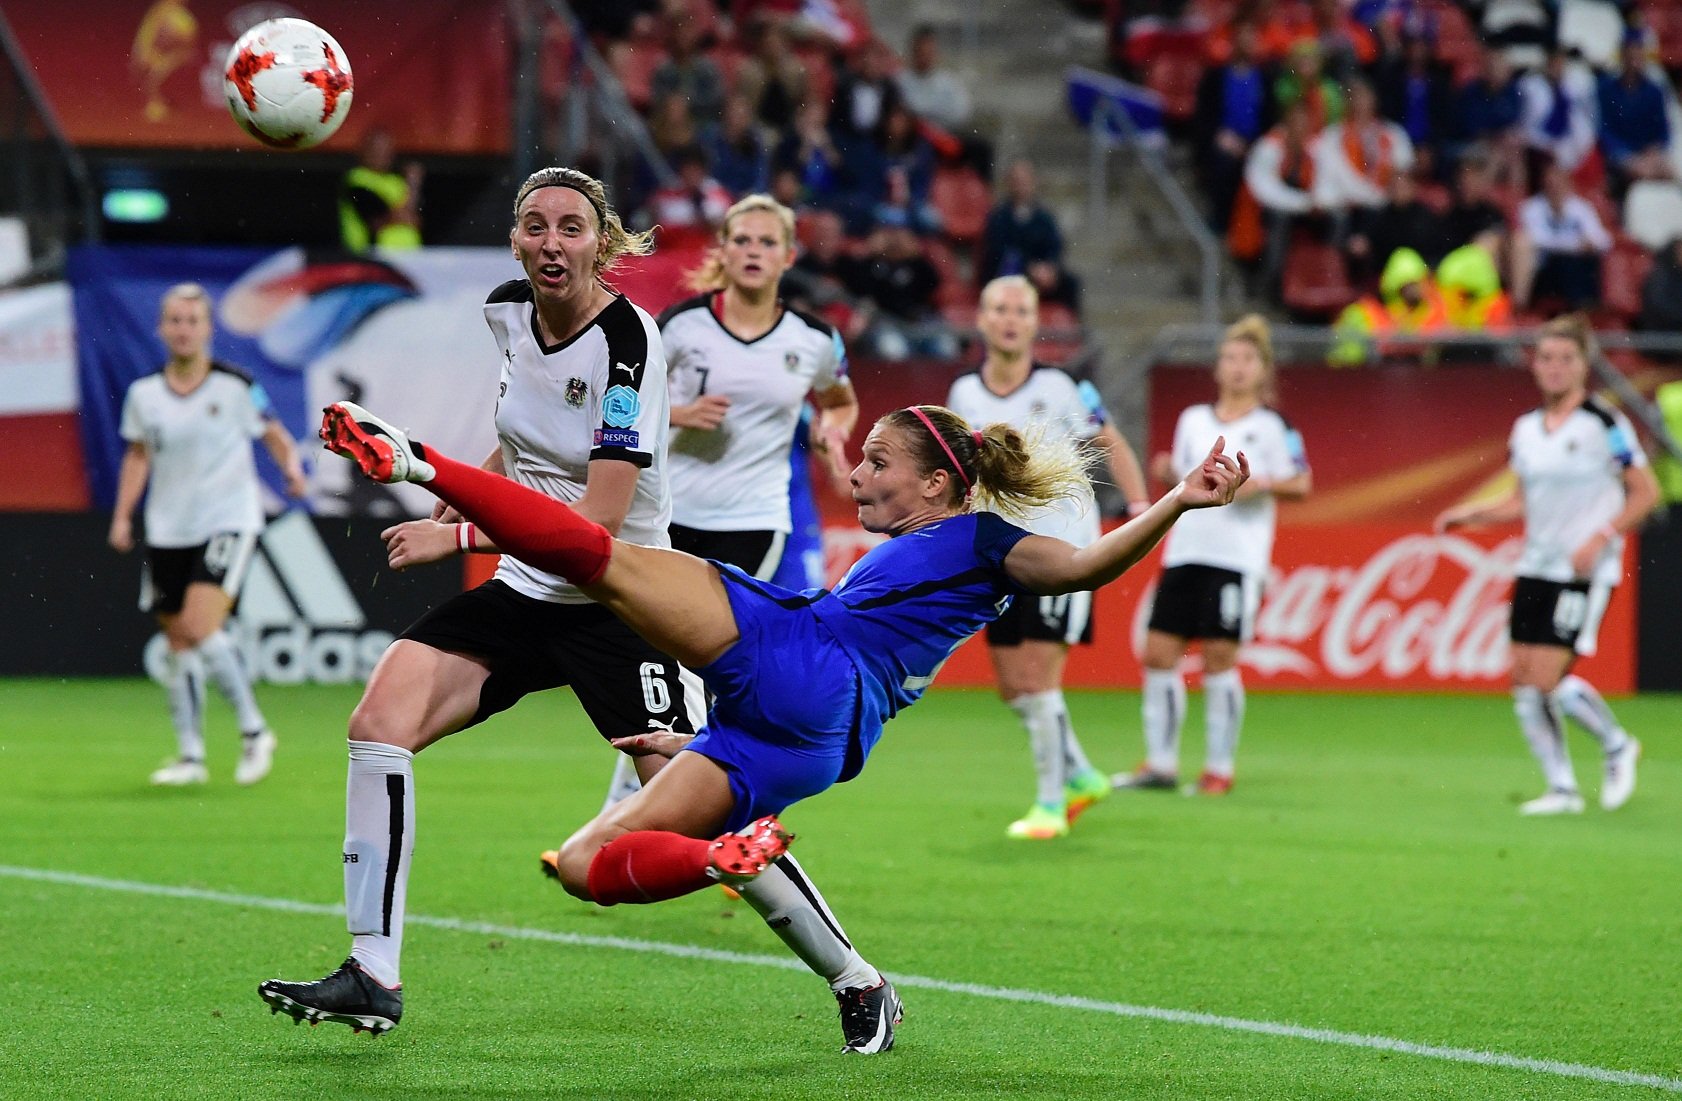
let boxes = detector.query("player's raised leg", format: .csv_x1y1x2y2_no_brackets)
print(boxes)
1554,674,1640,810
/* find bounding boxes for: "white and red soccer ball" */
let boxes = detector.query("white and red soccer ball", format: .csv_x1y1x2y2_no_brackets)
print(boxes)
223,18,354,150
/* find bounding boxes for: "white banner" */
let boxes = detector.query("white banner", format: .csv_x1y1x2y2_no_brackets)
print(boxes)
0,283,78,415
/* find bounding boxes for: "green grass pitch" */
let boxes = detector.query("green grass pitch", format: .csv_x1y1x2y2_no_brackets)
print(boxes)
3,678,1678,1100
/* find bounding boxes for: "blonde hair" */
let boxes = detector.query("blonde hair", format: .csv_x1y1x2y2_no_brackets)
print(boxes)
980,274,1039,311
158,282,212,321
512,167,654,273
1220,312,1277,405
685,194,797,292
1538,312,1599,363
880,405,1090,518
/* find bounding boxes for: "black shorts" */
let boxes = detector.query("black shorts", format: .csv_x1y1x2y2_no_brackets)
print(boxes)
1510,576,1612,656
669,523,786,581
140,531,260,616
401,579,702,738
986,590,1095,646
1146,563,1257,642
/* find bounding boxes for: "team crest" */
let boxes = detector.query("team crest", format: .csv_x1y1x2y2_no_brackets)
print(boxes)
565,377,588,408
784,352,800,371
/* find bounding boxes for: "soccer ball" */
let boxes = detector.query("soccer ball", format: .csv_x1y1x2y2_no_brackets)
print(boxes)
223,18,354,150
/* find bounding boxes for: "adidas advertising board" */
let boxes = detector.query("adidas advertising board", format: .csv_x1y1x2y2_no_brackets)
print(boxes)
140,512,396,684
0,512,458,678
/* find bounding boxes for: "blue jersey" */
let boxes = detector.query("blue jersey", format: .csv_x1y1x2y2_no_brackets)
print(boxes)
811,511,1031,722
691,511,1033,831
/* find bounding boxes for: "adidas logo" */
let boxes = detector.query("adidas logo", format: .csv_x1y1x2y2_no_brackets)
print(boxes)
144,512,394,685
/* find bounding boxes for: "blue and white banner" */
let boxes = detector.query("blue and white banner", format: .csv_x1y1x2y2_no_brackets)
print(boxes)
71,244,514,518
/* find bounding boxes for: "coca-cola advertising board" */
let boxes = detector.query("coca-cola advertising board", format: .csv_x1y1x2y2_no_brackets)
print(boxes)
807,359,1639,694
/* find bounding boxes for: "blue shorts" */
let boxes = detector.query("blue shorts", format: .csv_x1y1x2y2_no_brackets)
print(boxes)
684,567,863,833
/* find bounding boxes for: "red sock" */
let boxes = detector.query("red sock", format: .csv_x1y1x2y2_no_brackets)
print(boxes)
585,831,714,905
424,450,612,584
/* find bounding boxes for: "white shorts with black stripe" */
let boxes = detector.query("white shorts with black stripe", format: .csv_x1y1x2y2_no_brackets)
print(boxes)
140,530,260,615
1510,575,1614,657
986,590,1095,646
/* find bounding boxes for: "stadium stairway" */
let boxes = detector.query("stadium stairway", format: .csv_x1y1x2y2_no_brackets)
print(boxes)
870,0,1237,445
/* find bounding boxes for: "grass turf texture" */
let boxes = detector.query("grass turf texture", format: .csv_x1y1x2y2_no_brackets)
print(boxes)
2,678,1678,1100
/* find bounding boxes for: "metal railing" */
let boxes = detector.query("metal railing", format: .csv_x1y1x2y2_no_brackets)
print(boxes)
1142,322,1682,464
1080,76,1221,324
0,7,97,285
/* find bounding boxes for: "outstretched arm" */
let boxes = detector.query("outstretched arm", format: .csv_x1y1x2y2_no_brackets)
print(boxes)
1004,438,1248,595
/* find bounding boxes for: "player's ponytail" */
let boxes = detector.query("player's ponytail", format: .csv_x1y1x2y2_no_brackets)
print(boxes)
685,194,797,292
513,167,655,273
883,405,1089,519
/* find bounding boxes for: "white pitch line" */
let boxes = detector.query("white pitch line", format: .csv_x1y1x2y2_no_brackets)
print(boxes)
4,864,1678,1093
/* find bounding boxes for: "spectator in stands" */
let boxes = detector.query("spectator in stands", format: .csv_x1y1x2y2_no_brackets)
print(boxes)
1328,246,1450,366
772,99,847,208
568,0,659,41
1243,98,1322,297
1299,0,1380,79
649,91,701,164
833,38,903,151
1453,48,1526,188
896,24,993,176
768,165,808,211
736,17,810,132
1511,161,1613,310
1638,237,1682,336
980,159,1080,312
702,94,773,197
1375,26,1456,180
1357,171,1450,277
1441,152,1511,261
1274,40,1344,134
651,15,726,126
874,103,941,235
783,208,865,338
1195,21,1276,234
641,145,734,246
1313,80,1415,250
1464,0,1557,64
339,129,423,253
1519,47,1599,181
842,207,956,360
1598,29,1675,193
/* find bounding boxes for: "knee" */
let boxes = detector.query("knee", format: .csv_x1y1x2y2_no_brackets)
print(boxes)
347,696,411,749
556,833,605,901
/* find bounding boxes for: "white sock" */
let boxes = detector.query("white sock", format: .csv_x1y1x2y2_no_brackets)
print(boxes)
345,740,415,989
1202,669,1246,777
1142,668,1186,775
163,648,206,762
1010,690,1068,807
1513,686,1578,792
197,630,266,735
738,854,880,992
1047,690,1097,777
600,753,643,813
1553,675,1630,755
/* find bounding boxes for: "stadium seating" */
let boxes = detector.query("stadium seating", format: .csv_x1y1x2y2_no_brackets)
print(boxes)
1601,236,1654,322
1623,181,1682,251
930,166,992,244
1281,233,1357,319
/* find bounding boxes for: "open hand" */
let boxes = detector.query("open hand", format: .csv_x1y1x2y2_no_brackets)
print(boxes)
380,518,459,570
1178,436,1248,509
811,423,850,481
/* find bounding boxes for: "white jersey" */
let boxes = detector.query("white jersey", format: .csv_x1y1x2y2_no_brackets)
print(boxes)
1511,397,1646,587
661,294,848,533
119,363,270,547
484,283,672,603
945,365,1107,546
1161,403,1308,578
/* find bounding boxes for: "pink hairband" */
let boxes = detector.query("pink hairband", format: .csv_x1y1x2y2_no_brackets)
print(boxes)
905,406,982,493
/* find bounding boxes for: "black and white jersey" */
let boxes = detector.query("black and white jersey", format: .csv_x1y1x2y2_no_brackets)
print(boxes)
1511,397,1646,586
1160,403,1308,579
484,282,671,603
944,365,1107,547
118,362,271,547
661,294,848,533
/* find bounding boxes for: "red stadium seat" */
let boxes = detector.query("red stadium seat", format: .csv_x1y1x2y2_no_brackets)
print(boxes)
1644,2,1682,69
931,168,992,244
610,41,664,112
1144,53,1204,124
1601,237,1654,322
1281,234,1357,319
925,237,977,309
